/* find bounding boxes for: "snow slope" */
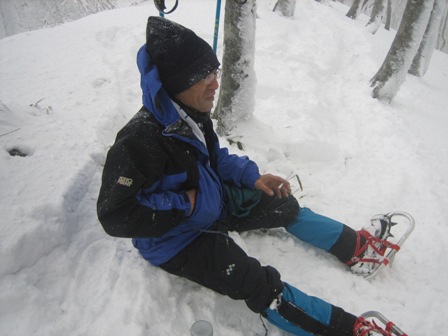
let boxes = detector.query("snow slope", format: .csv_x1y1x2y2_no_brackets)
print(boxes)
1,0,447,335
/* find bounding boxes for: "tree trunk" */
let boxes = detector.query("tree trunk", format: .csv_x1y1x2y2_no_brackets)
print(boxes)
346,0,363,19
385,0,392,30
366,0,386,34
362,0,372,11
214,0,257,136
437,4,447,52
409,0,447,76
273,0,296,18
0,0,118,37
370,0,435,102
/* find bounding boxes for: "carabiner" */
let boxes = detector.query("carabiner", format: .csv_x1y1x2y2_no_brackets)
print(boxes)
153,0,178,14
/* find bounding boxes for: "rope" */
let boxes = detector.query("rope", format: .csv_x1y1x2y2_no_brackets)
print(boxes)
153,0,249,52
259,314,269,336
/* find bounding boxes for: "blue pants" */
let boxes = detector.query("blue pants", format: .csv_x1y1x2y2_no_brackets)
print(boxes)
226,196,356,335
265,207,356,335
161,193,357,335
287,207,344,252
264,282,356,336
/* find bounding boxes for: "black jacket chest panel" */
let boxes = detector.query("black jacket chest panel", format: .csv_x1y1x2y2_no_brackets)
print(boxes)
124,108,201,189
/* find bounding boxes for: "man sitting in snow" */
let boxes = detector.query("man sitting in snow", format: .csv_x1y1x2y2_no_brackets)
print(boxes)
97,16,398,336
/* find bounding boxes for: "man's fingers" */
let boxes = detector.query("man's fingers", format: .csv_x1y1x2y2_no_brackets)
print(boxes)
255,174,292,198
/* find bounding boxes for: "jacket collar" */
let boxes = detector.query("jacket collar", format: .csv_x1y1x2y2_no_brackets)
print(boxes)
137,45,210,157
137,45,180,128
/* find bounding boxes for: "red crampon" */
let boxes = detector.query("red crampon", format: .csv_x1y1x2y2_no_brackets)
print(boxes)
355,311,409,336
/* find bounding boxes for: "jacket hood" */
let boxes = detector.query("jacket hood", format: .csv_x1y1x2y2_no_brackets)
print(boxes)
137,44,180,127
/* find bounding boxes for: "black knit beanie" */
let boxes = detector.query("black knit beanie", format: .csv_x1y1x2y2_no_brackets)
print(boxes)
145,16,220,95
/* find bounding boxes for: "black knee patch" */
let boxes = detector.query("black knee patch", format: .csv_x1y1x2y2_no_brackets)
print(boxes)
227,194,300,232
245,266,284,314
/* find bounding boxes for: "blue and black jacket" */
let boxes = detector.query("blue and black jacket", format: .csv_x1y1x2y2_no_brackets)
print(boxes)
97,45,261,265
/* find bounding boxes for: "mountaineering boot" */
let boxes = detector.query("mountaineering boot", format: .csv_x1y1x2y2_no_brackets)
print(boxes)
347,214,399,276
353,317,393,336
363,215,393,240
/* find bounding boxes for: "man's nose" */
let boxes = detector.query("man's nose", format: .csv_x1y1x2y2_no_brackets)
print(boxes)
209,77,219,90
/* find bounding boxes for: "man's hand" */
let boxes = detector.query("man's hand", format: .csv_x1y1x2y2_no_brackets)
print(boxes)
254,174,291,198
186,189,197,215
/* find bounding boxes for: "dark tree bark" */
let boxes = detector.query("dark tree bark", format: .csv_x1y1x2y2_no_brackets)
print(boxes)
273,0,296,17
385,0,392,30
361,0,372,11
366,0,386,34
346,0,364,19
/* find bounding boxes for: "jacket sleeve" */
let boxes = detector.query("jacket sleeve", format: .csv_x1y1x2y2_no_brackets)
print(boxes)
215,145,261,189
202,119,260,189
97,120,190,238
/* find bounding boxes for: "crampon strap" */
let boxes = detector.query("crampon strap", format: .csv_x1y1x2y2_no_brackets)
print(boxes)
385,321,408,336
357,318,404,336
360,311,409,336
346,229,400,266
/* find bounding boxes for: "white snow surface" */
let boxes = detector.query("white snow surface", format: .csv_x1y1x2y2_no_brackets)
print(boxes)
1,0,447,335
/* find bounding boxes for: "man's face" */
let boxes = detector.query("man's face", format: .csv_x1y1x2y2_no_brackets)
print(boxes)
174,70,220,113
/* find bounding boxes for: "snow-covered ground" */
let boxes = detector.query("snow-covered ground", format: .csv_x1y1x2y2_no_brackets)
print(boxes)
1,0,447,335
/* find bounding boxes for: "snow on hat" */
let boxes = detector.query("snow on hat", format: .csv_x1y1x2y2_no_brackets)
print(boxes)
145,16,220,95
